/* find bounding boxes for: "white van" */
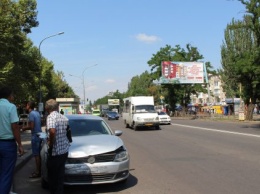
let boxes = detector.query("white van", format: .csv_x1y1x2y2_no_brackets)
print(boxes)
122,96,160,130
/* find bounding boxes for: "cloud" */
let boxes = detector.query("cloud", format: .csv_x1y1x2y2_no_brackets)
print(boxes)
135,33,161,43
105,79,116,83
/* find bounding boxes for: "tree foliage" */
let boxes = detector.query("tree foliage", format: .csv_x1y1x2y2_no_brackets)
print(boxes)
0,0,76,106
125,71,155,97
221,0,260,120
147,44,207,110
0,0,38,69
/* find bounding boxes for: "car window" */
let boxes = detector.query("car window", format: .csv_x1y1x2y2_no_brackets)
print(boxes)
108,111,117,115
158,112,166,115
135,105,156,113
69,119,111,136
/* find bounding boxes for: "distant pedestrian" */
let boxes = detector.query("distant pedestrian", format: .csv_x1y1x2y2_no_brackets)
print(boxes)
45,99,70,194
0,86,24,194
60,109,64,115
22,101,42,178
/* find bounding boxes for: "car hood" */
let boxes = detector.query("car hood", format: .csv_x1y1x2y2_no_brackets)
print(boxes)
68,135,124,158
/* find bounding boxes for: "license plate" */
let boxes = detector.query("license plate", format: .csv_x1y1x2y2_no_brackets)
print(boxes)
145,123,153,126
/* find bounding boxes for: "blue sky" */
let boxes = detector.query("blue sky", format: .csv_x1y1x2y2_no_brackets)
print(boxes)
28,0,245,102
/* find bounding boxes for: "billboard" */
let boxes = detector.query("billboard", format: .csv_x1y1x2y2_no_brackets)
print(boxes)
159,61,205,84
108,99,120,106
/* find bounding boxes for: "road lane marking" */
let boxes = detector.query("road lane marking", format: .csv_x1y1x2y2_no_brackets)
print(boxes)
171,123,260,138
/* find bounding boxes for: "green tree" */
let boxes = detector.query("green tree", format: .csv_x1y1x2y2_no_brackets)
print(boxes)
221,0,260,120
0,0,77,106
125,71,155,97
0,0,38,70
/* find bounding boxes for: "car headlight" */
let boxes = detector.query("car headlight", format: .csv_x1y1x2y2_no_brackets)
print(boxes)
155,116,159,121
114,151,129,162
136,117,141,121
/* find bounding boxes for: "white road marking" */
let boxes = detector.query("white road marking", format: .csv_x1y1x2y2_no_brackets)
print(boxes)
171,123,260,138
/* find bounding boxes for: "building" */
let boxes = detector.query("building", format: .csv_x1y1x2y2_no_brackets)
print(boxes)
56,98,80,114
191,74,226,106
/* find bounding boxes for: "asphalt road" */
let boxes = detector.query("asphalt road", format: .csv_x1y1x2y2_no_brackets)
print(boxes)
13,117,260,194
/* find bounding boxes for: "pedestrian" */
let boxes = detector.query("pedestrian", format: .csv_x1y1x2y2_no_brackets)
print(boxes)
0,86,24,194
60,109,64,115
22,101,42,178
45,99,70,194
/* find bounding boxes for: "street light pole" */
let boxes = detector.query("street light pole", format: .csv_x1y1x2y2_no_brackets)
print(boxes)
70,64,97,113
38,32,64,114
82,64,97,110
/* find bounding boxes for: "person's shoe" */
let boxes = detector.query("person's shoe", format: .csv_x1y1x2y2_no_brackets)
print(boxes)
29,171,41,178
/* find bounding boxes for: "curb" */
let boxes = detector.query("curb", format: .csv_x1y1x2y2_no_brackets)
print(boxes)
15,150,32,173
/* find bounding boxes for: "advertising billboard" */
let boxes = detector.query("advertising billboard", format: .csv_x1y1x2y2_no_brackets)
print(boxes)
159,61,205,84
108,99,120,106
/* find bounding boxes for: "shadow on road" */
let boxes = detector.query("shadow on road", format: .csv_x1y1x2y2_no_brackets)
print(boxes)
63,173,138,194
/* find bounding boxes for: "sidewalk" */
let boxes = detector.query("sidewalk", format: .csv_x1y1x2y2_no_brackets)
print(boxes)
15,130,32,173
171,113,260,122
15,126,46,173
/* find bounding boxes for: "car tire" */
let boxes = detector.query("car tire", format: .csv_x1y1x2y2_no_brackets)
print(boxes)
124,120,129,128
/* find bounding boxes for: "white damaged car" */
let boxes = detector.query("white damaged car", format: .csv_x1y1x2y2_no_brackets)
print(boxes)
39,114,130,188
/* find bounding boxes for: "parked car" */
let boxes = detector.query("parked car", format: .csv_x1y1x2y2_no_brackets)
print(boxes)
39,114,129,188
106,111,120,120
19,114,29,127
157,112,171,125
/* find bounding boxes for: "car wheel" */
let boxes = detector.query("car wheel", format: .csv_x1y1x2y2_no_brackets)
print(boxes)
124,120,129,128
41,177,49,189
155,125,160,130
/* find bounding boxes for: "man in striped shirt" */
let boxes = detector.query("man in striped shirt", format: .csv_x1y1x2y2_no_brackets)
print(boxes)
45,99,70,194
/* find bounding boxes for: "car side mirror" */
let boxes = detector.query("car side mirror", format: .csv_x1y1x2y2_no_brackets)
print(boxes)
114,130,123,136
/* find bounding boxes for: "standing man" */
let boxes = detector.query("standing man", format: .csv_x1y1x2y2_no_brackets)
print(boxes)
45,99,70,194
60,109,64,115
22,101,42,178
0,86,24,194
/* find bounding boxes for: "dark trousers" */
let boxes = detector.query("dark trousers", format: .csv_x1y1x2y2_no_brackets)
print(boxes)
0,140,17,194
47,152,68,194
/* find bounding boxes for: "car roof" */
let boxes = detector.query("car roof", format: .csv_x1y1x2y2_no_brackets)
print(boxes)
65,114,103,121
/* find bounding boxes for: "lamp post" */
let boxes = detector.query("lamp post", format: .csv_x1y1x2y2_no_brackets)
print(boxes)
69,64,97,113
38,32,64,114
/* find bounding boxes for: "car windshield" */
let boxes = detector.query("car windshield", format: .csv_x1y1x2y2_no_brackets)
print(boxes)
107,111,117,115
135,105,156,113
68,119,112,136
158,112,167,115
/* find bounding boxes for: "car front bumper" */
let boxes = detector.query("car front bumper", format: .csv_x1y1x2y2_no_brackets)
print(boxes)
63,160,130,185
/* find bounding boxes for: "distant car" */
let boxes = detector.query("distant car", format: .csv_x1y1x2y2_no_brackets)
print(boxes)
157,112,171,125
101,109,109,117
92,109,101,116
39,114,130,188
106,111,120,120
19,114,29,126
